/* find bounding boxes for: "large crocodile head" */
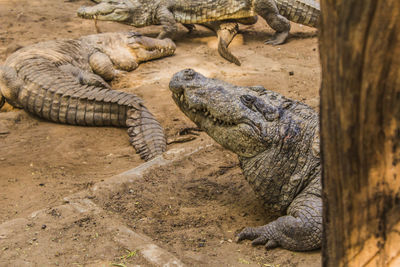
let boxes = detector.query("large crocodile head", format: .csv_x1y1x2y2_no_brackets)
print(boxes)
169,69,319,159
77,0,150,27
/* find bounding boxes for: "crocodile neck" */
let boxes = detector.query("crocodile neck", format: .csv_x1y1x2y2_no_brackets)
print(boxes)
238,118,320,214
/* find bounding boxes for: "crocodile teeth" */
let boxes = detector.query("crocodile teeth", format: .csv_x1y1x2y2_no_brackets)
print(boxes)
192,108,197,113
205,111,209,116
180,94,184,102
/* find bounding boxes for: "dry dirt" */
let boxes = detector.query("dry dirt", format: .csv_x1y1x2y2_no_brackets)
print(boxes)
0,0,321,265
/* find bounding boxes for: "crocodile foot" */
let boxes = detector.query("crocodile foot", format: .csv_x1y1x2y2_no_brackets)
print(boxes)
236,225,279,249
264,31,289,45
236,213,321,251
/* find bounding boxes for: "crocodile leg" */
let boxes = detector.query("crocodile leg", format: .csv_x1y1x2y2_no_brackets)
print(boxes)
237,178,322,251
254,0,291,45
156,6,178,39
182,24,196,33
58,64,110,88
89,51,133,81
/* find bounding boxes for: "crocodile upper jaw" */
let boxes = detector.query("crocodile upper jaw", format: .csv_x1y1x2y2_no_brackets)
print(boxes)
77,2,131,22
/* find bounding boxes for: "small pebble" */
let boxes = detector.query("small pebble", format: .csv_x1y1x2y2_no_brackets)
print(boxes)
41,224,47,230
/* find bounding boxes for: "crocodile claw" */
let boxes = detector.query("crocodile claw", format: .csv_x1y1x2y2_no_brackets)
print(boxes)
236,226,278,249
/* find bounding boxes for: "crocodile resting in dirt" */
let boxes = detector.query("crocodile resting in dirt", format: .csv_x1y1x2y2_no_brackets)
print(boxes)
0,32,176,161
169,69,321,251
77,0,320,45
78,0,258,65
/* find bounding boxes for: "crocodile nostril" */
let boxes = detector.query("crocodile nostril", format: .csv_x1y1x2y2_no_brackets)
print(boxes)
183,69,195,80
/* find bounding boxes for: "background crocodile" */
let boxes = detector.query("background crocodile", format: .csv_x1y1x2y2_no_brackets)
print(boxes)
78,0,258,65
0,32,176,161
77,0,320,46
169,69,321,251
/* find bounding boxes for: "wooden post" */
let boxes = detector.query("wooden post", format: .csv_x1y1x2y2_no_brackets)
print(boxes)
319,0,400,266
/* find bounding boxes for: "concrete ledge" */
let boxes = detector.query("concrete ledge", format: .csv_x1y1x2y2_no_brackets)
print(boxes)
0,145,212,266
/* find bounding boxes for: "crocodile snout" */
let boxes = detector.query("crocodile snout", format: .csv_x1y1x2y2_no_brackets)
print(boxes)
169,69,197,94
77,6,105,19
182,69,196,81
77,2,123,20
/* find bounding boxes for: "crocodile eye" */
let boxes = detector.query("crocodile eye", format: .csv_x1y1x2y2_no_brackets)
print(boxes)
281,99,293,109
240,95,256,109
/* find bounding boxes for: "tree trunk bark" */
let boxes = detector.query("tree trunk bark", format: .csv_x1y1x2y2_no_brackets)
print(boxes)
319,1,400,266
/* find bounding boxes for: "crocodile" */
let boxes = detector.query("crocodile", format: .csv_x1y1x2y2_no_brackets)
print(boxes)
0,32,176,161
169,69,321,251
78,0,258,65
77,0,320,46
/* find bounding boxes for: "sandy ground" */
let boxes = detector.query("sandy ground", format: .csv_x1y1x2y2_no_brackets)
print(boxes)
0,0,321,265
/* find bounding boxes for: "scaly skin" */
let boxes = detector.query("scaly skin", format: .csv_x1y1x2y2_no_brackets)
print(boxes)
169,69,322,251
77,0,320,45
0,32,176,161
78,0,258,65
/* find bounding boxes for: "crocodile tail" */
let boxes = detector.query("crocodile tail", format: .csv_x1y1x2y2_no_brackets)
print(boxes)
67,87,166,161
126,105,166,161
64,87,166,160
202,21,241,66
13,60,166,161
275,0,320,27
218,38,241,66
217,22,241,66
